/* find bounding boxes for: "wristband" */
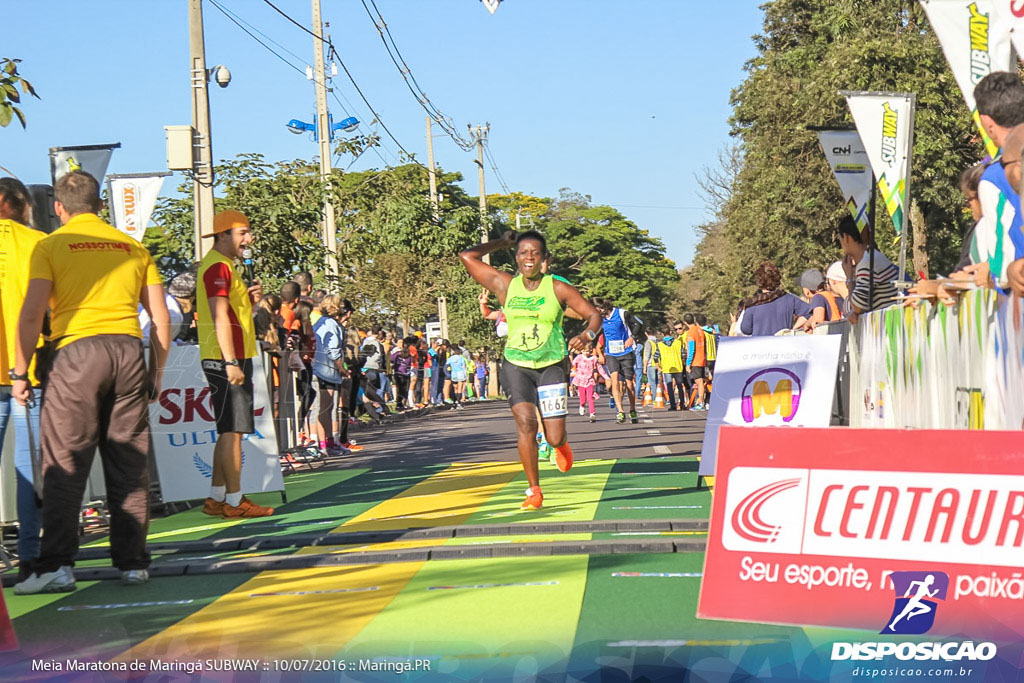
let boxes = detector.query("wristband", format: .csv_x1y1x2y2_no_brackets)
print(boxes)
224,359,241,367
584,329,597,341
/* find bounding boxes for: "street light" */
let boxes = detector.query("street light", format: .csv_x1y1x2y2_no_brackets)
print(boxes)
284,114,359,141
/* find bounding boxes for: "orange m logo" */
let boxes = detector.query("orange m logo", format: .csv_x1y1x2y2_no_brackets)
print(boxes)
751,379,794,420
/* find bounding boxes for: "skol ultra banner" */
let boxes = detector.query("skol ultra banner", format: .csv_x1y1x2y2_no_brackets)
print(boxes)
698,335,841,477
48,143,120,184
920,0,1013,158
845,93,915,235
107,173,168,240
817,130,873,232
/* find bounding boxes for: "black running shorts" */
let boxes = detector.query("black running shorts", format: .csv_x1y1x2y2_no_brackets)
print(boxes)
605,352,635,381
500,358,569,418
689,365,707,381
202,358,255,435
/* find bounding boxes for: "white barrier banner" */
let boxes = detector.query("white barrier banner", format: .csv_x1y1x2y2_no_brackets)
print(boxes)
920,0,1013,157
992,0,1024,59
698,335,841,477
817,129,873,231
108,173,167,240
150,345,283,503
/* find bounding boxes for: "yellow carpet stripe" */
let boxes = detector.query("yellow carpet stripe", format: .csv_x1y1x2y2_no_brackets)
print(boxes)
113,462,522,661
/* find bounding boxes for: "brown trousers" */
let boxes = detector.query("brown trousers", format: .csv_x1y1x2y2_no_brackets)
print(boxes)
34,335,151,572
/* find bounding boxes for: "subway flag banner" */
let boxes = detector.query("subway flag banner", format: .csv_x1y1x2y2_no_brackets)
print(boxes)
697,335,841,477
149,345,284,502
817,130,873,232
48,143,119,184
844,93,915,235
920,0,1012,158
108,173,168,240
698,427,1024,643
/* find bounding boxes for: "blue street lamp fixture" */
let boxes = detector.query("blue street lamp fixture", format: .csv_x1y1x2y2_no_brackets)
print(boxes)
285,114,359,142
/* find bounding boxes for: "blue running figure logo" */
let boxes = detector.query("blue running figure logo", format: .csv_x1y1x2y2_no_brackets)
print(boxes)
881,571,949,635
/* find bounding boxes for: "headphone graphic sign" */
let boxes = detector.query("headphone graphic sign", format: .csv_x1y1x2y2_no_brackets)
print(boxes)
740,368,802,423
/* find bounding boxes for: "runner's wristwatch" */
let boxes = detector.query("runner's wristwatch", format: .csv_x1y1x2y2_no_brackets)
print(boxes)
8,369,29,381
224,359,241,367
583,329,597,341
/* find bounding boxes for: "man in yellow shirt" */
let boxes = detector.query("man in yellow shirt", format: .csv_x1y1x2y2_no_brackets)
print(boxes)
658,324,687,411
0,178,45,580
12,170,171,594
196,210,271,518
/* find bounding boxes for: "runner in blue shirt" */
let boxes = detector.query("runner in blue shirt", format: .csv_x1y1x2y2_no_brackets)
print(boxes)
594,297,640,424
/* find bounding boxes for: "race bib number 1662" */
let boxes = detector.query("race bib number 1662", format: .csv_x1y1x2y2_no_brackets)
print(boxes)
537,383,568,418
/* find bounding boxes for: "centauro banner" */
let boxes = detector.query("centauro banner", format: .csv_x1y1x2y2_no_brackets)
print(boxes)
107,173,168,240
920,0,1012,158
844,93,915,235
817,130,873,231
48,143,120,184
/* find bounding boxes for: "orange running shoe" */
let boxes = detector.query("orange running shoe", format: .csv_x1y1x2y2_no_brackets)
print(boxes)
341,442,364,452
554,443,574,473
521,487,543,510
201,497,225,516
222,497,275,518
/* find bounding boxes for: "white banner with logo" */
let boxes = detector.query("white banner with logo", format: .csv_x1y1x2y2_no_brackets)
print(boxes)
844,93,915,236
107,173,168,240
698,335,841,477
992,0,1024,58
150,345,284,503
817,130,873,231
49,143,120,184
920,0,1013,157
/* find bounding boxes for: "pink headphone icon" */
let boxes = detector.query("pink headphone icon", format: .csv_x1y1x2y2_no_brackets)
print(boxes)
740,368,802,423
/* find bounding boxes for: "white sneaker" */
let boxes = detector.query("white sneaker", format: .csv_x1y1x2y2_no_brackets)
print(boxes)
14,565,76,594
121,569,149,586
578,405,585,416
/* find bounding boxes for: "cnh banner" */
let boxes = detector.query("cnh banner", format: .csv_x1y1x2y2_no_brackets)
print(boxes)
919,0,1013,158
107,173,169,240
699,427,1024,643
48,143,120,184
150,345,284,502
817,129,873,231
698,335,841,477
843,92,915,236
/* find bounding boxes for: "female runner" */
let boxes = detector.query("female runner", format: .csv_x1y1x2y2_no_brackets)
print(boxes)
460,230,602,509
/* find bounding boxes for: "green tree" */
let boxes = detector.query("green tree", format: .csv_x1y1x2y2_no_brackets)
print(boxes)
686,0,979,321
0,58,38,128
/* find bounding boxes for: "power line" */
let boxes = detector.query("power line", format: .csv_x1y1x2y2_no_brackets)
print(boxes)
482,143,510,195
262,0,328,44
328,44,427,169
208,0,308,79
359,0,475,151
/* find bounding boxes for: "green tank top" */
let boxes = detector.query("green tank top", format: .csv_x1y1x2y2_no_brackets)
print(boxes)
502,274,566,369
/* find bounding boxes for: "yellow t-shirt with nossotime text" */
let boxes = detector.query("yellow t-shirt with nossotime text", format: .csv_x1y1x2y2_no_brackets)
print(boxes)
28,213,162,349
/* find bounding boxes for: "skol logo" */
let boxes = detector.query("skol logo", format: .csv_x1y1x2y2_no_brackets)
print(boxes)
740,368,802,423
881,102,899,166
968,2,992,84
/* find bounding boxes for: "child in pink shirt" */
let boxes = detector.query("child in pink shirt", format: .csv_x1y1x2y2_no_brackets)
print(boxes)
571,345,607,422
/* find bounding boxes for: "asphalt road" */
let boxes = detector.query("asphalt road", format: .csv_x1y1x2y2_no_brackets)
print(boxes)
338,396,708,468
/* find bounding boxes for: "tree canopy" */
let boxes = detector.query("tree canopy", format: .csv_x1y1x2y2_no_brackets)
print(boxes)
679,0,982,326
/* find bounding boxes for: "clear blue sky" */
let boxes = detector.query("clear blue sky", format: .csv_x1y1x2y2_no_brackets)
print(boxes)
2,0,763,268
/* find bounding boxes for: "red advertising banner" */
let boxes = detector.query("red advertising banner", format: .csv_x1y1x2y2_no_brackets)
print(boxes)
698,427,1024,641
0,587,18,652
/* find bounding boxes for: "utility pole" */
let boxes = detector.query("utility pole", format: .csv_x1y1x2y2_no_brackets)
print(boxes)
425,116,439,222
312,0,338,276
470,123,490,263
188,0,215,261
